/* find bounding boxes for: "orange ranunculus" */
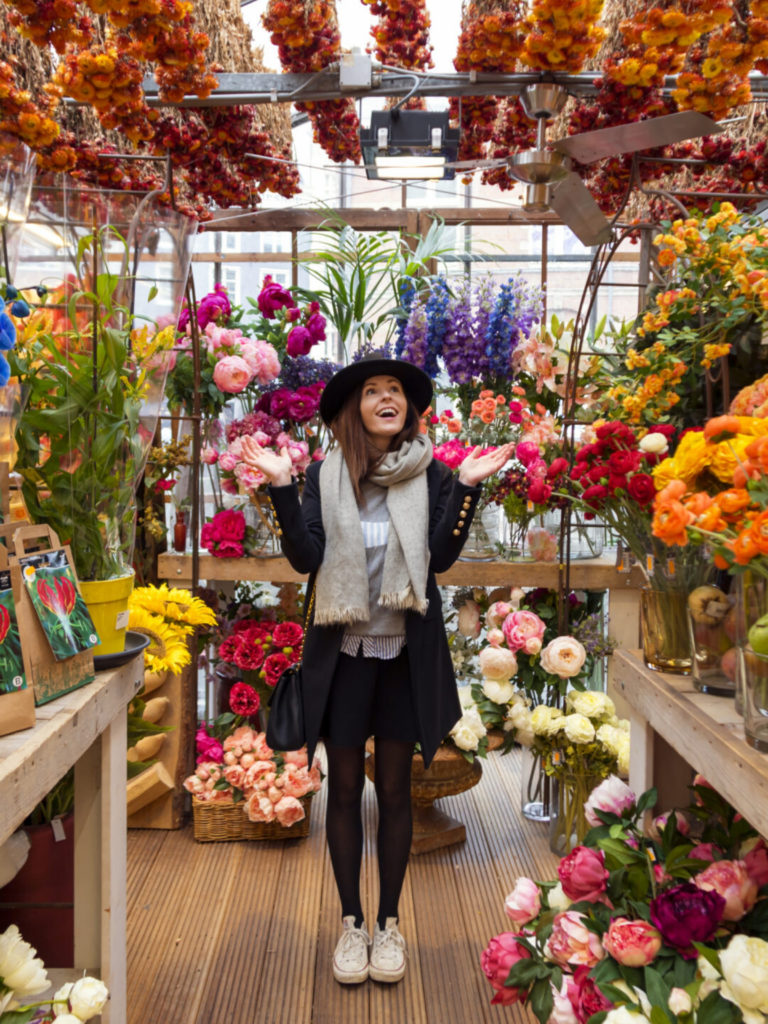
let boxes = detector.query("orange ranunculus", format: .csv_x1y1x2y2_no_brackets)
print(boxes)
748,510,768,554
655,479,687,503
652,499,693,546
733,463,761,488
695,504,727,533
684,491,715,516
718,488,752,515
703,415,742,440
481,411,495,424
733,530,760,564
744,435,768,462
714,552,731,570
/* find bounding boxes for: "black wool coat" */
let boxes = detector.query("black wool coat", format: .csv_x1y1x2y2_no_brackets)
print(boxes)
266,457,483,768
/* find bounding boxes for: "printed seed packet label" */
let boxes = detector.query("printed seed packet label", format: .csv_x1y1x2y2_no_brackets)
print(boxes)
0,568,26,694
20,551,100,660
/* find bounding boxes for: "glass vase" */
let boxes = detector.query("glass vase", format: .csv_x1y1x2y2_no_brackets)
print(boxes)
687,582,737,697
640,587,692,674
541,510,605,560
549,771,604,856
459,504,501,561
733,572,768,738
520,747,551,823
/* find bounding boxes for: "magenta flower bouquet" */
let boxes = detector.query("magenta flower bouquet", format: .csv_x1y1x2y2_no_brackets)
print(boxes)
481,778,768,1022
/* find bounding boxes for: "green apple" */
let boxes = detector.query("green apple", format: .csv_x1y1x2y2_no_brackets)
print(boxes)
747,613,768,655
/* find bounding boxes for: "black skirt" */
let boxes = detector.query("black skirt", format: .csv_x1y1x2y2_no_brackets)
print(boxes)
321,648,420,747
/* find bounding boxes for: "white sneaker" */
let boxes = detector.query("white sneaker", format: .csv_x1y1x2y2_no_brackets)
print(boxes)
332,916,370,984
369,917,406,983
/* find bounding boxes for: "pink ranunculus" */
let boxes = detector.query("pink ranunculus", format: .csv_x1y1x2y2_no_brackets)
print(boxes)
286,325,314,357
213,355,253,394
257,275,296,318
486,601,512,629
200,446,219,465
545,911,604,967
502,610,546,652
287,440,311,473
480,932,532,1005
584,775,636,827
274,795,306,827
693,859,759,921
504,877,541,930
216,539,244,558
223,765,247,790
651,809,690,838
253,732,274,759
741,838,768,888
527,478,552,504
558,846,609,902
280,767,311,798
283,748,308,768
195,727,223,764
603,917,662,967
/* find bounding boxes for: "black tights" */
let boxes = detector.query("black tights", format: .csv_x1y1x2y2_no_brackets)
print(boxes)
325,737,414,930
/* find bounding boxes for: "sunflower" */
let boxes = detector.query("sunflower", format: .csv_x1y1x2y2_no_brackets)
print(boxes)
129,584,217,629
128,607,192,675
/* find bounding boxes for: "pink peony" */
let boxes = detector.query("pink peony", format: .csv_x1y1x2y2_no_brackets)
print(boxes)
200,446,219,465
504,877,541,930
549,977,579,1024
584,776,636,827
540,636,587,679
516,440,540,466
558,846,609,902
196,283,231,327
603,917,662,967
480,932,532,1005
257,275,296,318
502,609,546,652
245,791,276,823
486,601,512,629
566,965,613,1024
273,795,306,827
545,911,604,967
213,355,253,394
283,748,309,768
693,859,759,921
195,727,223,764
286,325,314,357
689,843,722,864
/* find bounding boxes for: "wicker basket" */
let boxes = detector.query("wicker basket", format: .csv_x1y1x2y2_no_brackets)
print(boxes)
192,795,312,842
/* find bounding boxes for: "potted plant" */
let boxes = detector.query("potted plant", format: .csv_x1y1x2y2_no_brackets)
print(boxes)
8,227,175,652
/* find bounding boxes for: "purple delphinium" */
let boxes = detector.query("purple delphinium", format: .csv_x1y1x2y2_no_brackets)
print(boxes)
395,277,418,356
399,296,429,370
442,276,485,384
422,278,452,378
353,340,396,361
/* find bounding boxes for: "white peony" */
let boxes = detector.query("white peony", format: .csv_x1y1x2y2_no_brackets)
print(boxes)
451,724,481,752
479,645,518,682
482,678,516,705
667,988,692,1016
616,736,630,777
602,1007,647,1024
562,713,595,745
567,690,615,720
547,881,572,912
457,686,475,710
596,724,620,755
0,925,48,1000
530,705,564,737
719,935,768,1013
540,636,587,679
54,977,109,1020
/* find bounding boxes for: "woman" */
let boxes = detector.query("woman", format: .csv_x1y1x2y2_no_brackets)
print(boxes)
242,356,513,987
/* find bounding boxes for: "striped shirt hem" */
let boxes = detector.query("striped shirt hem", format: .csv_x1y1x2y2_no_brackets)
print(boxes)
340,634,406,660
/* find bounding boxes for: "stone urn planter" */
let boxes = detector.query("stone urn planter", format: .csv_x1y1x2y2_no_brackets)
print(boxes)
365,738,483,854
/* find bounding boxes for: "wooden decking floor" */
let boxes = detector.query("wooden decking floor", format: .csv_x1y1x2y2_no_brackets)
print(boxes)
126,746,558,1024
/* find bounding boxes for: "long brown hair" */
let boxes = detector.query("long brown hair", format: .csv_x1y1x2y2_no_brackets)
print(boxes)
330,383,421,499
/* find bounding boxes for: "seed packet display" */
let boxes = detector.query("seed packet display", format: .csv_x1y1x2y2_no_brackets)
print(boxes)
19,550,100,660
0,568,25,694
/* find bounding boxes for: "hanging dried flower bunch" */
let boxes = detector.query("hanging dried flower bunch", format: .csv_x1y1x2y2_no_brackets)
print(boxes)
363,0,432,109
520,0,606,72
452,0,528,169
481,98,536,191
263,0,361,163
0,57,60,150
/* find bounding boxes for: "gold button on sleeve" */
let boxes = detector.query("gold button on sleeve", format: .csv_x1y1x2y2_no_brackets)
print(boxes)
452,528,461,536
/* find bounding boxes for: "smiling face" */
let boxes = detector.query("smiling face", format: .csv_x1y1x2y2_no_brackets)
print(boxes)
359,375,408,450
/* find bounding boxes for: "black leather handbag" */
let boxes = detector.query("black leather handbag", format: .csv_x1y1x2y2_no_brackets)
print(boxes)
265,585,314,752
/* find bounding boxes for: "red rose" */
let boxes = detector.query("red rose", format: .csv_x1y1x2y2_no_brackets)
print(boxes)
272,621,304,647
558,845,609,902
264,652,292,687
626,473,656,506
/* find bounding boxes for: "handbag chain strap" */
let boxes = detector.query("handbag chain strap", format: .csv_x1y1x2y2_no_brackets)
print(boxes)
298,583,315,660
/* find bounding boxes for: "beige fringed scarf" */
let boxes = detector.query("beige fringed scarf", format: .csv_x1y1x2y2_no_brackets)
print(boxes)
314,435,433,626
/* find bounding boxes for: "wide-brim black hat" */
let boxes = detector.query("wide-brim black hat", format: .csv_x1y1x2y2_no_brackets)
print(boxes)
319,356,433,425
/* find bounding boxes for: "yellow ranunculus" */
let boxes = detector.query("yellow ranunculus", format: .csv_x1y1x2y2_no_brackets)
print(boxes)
652,431,711,489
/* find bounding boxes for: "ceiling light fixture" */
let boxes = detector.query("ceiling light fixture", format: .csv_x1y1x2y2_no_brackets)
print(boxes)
359,109,460,181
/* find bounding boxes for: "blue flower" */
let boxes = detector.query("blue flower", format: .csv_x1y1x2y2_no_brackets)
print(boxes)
0,311,16,352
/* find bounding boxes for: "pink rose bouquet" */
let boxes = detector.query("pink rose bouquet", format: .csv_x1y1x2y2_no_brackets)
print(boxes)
482,780,768,1022
184,724,322,828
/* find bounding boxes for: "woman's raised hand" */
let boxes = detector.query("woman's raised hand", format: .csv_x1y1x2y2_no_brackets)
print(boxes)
240,436,293,487
457,442,516,488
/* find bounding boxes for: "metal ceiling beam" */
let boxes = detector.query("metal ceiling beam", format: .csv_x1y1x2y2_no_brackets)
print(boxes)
139,70,768,108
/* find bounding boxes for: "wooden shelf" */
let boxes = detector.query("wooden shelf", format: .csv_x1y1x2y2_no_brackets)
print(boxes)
158,552,645,590
612,649,768,838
